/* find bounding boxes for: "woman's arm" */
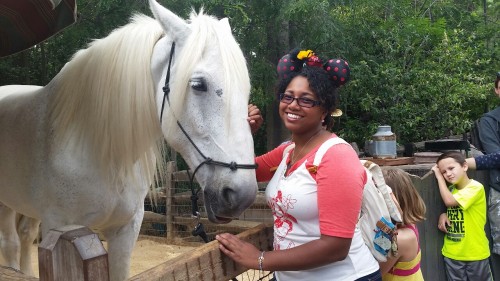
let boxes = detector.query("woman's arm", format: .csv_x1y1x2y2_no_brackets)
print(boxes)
466,152,500,170
216,233,351,271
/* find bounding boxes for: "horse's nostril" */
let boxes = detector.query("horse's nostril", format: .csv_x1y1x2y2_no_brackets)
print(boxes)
222,186,235,208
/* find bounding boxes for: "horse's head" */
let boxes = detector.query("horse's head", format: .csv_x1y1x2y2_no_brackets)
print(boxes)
149,0,258,223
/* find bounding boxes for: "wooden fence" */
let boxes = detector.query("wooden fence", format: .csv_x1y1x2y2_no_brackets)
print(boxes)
0,224,273,281
153,160,500,280
2,162,500,280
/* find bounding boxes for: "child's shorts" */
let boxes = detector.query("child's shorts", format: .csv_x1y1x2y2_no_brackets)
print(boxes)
443,257,493,281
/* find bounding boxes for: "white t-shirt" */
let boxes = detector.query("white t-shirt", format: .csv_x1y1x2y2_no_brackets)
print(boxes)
265,139,379,281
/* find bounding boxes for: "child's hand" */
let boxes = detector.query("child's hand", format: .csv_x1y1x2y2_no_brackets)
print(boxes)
438,213,450,233
431,165,443,179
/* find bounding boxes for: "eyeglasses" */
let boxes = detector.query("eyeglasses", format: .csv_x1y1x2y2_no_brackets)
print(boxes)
278,93,321,108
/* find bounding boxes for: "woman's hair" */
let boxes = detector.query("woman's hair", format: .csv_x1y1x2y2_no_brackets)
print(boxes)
436,151,466,166
495,72,500,89
382,167,426,226
276,66,338,129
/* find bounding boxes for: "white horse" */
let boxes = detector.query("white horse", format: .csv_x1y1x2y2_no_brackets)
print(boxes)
0,1,258,280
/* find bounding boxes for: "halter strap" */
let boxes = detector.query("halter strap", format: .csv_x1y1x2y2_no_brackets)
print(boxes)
160,42,175,123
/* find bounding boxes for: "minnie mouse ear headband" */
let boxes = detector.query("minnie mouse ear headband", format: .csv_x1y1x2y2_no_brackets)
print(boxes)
277,48,350,88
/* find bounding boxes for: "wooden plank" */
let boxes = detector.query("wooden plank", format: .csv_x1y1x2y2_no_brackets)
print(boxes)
143,211,167,224
170,191,268,206
172,170,190,182
0,266,38,281
165,161,176,242
362,157,414,166
173,217,262,233
143,213,262,231
128,224,273,281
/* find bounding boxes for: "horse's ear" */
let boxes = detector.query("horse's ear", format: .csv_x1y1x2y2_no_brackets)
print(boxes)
149,0,190,40
219,18,232,34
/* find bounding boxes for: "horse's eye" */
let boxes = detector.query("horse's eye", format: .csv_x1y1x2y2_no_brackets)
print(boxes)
189,78,207,92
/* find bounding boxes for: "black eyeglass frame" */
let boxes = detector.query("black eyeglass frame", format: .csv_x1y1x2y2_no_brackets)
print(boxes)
278,93,321,108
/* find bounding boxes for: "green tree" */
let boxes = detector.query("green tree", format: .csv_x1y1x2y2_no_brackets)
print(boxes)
1,0,498,153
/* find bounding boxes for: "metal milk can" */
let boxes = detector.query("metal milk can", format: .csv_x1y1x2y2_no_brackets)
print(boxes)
371,125,397,159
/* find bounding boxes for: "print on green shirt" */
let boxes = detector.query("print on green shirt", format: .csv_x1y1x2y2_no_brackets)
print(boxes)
446,206,465,242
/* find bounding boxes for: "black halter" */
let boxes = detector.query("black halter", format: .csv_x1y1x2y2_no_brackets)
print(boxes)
159,42,257,242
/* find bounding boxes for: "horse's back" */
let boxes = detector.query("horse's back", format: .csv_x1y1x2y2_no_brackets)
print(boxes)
0,85,42,99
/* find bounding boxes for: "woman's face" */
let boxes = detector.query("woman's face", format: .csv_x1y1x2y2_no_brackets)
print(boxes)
279,76,326,135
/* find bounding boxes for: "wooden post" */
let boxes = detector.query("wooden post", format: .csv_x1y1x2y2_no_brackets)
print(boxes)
165,161,176,242
38,225,109,281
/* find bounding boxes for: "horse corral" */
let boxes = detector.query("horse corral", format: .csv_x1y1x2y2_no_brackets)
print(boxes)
142,162,273,242
0,1,259,280
0,160,273,281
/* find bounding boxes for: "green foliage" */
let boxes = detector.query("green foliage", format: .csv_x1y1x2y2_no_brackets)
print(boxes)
1,0,498,154
330,0,498,147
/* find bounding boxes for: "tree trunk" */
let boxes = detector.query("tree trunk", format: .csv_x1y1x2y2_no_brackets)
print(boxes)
266,19,291,150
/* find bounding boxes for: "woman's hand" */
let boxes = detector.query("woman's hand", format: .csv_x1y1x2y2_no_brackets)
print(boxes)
216,233,261,269
247,104,263,134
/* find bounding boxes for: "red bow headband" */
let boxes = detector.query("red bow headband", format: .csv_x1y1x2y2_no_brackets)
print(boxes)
277,49,350,88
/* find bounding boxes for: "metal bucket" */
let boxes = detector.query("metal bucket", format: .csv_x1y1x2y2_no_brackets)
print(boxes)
371,125,397,159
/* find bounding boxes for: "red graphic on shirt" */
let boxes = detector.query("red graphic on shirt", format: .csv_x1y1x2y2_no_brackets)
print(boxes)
269,190,298,250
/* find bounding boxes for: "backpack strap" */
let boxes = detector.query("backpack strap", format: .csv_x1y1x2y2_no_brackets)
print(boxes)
362,160,403,223
282,142,295,159
313,137,348,166
312,138,402,223
269,143,295,173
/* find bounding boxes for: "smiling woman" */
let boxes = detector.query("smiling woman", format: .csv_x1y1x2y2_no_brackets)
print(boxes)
216,48,384,281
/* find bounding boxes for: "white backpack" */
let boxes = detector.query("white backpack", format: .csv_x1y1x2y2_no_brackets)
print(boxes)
284,137,402,262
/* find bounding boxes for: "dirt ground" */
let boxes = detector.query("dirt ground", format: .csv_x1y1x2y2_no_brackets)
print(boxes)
31,237,195,277
30,236,272,280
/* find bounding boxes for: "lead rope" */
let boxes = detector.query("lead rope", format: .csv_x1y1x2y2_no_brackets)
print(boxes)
159,42,257,255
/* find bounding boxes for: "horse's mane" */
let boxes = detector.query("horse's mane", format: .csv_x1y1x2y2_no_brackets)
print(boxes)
163,9,250,137
48,14,165,184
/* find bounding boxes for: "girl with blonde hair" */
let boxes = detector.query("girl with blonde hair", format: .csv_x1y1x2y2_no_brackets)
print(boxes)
380,167,426,281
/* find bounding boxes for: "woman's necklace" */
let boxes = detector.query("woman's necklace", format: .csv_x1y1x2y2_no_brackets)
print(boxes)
290,129,323,166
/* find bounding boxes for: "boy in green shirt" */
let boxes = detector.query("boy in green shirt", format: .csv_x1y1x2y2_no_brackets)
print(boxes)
432,151,493,281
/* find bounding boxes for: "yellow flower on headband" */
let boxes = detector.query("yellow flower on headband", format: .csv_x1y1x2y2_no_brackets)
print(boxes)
297,50,314,60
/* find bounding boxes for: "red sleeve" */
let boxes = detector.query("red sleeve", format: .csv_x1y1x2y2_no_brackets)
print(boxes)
316,143,366,238
255,142,290,182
